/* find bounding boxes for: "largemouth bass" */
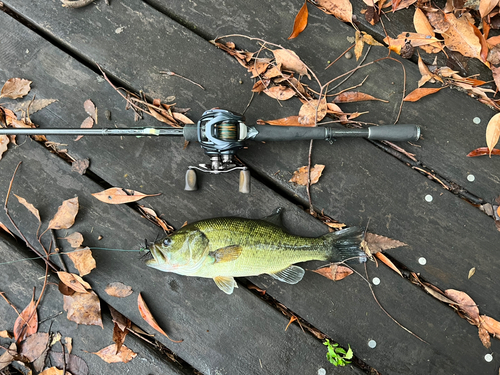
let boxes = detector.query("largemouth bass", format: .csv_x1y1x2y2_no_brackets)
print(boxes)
145,210,367,294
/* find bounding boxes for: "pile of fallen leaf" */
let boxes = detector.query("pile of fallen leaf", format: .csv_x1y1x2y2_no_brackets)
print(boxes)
0,179,180,374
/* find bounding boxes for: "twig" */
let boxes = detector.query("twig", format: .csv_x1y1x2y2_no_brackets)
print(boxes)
51,229,68,272
61,339,67,375
159,71,205,90
327,46,372,93
0,292,20,315
3,162,58,272
325,44,355,70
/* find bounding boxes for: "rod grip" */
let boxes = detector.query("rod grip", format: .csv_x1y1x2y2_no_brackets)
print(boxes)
367,125,420,142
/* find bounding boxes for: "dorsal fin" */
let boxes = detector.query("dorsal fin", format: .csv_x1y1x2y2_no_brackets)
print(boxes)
262,207,285,228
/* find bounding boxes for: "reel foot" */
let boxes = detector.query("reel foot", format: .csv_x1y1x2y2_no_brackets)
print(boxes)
184,169,198,191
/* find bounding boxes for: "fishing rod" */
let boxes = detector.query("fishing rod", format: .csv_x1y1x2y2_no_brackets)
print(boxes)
0,109,421,193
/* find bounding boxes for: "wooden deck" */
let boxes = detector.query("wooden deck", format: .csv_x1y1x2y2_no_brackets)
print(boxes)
0,1,499,374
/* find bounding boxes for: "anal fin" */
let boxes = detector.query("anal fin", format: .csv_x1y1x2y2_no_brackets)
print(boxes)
213,276,238,294
268,265,305,284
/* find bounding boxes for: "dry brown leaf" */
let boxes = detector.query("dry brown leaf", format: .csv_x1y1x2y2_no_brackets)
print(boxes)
375,252,403,277
248,58,271,78
333,91,388,103
298,98,327,125
93,344,136,363
68,247,96,276
443,14,482,59
272,49,311,79
15,99,57,115
39,367,72,375
312,263,353,280
0,135,9,161
0,78,32,99
49,352,87,375
62,232,84,248
48,197,79,230
75,117,94,141
289,164,325,186
0,343,17,371
71,159,90,175
14,194,41,222
14,297,38,343
63,291,103,328
384,33,441,55
108,306,132,353
289,0,309,39
444,289,480,323
468,267,476,279
105,282,133,298
467,147,500,157
84,99,97,122
0,330,12,338
481,315,500,342
315,0,353,23
417,55,444,87
57,271,91,293
138,293,182,342
413,8,443,53
478,326,491,348
264,85,296,101
65,337,73,355
19,332,49,362
486,113,500,156
364,232,407,254
257,116,302,126
172,112,194,125
403,87,445,102
92,187,160,204
0,222,14,237
327,103,348,124
480,0,498,18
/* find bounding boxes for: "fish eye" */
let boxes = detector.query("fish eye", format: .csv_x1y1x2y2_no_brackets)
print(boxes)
163,238,172,246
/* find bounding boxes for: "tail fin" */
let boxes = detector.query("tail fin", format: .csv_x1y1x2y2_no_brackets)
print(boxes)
324,227,367,263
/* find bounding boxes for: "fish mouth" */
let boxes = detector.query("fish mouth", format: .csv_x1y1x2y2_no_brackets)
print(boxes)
143,244,159,266
141,249,155,263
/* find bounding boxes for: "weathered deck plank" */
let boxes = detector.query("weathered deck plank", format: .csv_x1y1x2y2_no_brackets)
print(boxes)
1,1,499,374
0,234,190,375
0,8,365,375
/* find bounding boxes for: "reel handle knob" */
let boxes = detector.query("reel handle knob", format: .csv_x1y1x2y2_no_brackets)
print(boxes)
239,169,250,194
185,169,198,191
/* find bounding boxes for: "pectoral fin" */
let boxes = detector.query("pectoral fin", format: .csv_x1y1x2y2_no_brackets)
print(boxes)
214,276,238,294
209,245,242,263
268,265,305,284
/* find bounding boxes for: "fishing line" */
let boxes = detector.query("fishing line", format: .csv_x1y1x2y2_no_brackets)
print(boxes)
0,247,143,266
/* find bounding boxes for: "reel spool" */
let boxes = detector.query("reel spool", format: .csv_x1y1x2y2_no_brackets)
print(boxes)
185,109,251,193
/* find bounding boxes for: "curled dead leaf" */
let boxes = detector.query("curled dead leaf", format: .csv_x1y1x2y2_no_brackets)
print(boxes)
444,289,480,323
312,263,353,281
14,195,40,222
467,147,500,157
264,85,296,101
48,197,79,230
272,49,311,79
57,271,91,293
75,117,94,141
84,99,97,122
333,91,388,103
105,282,133,298
257,116,302,126
364,232,407,254
0,135,9,161
93,344,136,363
67,247,96,276
92,188,160,204
63,291,103,328
403,87,445,102
289,164,325,186
314,0,353,23
137,293,182,342
14,297,38,343
62,232,84,248
289,0,309,39
0,78,32,99
298,98,327,125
